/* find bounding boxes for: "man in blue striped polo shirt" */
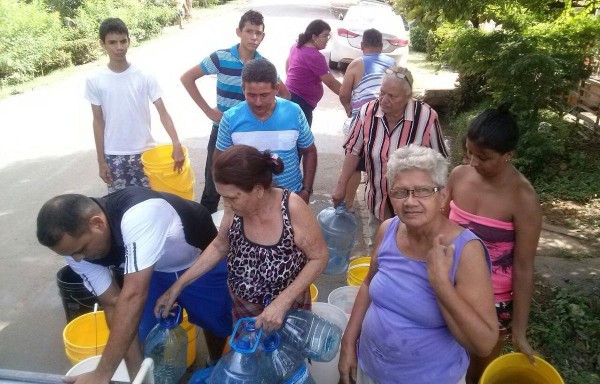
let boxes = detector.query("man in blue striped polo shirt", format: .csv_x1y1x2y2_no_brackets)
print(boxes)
215,58,317,204
181,10,290,213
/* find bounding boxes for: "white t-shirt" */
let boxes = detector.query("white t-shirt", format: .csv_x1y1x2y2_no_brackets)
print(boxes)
67,199,199,296
84,64,160,155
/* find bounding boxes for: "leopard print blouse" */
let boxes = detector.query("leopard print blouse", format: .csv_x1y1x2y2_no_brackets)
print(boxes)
226,189,308,305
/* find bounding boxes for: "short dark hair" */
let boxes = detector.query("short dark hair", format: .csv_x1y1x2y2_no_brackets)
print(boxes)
362,28,383,48
297,19,330,47
242,58,277,87
468,103,519,153
213,145,284,192
37,194,101,247
239,10,264,30
99,18,129,42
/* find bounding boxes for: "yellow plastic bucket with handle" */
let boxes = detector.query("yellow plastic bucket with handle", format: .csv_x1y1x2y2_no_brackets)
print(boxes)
310,283,318,302
480,353,564,384
141,144,195,200
63,309,196,368
347,256,371,286
63,311,109,365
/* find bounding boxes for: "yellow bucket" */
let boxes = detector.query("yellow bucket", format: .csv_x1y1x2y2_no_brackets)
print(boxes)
480,353,564,384
141,144,195,200
63,310,196,368
63,311,109,365
310,283,318,302
347,257,371,286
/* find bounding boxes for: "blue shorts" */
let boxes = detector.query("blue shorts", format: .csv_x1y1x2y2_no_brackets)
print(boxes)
138,259,233,342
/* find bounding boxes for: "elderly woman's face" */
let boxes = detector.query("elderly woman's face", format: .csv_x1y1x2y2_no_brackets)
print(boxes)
389,169,444,226
216,182,257,216
379,76,411,115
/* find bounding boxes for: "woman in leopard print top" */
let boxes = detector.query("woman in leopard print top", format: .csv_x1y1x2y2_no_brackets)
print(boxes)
155,145,328,332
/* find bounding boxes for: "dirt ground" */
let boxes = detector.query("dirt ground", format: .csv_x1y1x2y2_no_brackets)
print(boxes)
536,200,599,294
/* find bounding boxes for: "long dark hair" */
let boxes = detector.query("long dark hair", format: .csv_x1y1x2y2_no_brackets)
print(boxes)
213,145,284,192
297,19,330,47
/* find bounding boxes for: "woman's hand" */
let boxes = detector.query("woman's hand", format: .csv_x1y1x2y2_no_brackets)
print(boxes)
254,300,288,333
339,341,358,384
513,333,536,364
153,285,182,318
426,235,455,290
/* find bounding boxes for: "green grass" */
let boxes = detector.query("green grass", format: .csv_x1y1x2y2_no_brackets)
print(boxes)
526,282,600,383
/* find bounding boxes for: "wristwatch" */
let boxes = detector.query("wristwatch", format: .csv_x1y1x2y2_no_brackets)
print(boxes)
301,186,313,195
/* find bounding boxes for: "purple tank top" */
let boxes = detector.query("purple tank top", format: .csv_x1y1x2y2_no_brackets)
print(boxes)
358,217,490,383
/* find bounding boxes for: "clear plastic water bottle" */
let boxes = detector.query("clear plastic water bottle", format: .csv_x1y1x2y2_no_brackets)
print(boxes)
279,309,342,363
317,203,358,274
208,318,269,384
259,332,316,384
144,305,188,384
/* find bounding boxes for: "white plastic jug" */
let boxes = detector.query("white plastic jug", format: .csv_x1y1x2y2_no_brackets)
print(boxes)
308,303,349,384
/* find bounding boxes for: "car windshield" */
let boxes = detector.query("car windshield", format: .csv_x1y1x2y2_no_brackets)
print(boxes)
344,6,404,35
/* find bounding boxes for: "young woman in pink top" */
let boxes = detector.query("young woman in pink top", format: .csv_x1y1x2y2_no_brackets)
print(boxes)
444,104,542,383
285,19,341,126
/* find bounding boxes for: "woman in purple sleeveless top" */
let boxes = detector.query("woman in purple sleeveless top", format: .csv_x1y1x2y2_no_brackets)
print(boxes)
444,105,542,383
339,145,499,384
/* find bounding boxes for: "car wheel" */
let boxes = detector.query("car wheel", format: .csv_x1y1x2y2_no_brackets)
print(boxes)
329,59,338,70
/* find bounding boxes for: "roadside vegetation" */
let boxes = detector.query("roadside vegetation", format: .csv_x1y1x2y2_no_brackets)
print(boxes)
401,1,600,381
525,283,600,383
402,0,600,204
0,0,229,91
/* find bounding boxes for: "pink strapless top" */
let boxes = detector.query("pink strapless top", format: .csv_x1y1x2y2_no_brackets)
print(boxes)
449,200,515,302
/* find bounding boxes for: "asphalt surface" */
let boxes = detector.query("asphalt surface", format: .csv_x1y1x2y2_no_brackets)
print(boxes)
0,0,370,376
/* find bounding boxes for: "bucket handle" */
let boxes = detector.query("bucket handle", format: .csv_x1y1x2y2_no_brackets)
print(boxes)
68,295,98,309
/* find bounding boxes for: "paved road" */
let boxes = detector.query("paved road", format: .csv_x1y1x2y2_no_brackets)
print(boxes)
0,0,355,375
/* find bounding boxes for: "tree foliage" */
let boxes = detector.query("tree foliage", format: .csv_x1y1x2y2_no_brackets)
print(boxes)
394,0,597,28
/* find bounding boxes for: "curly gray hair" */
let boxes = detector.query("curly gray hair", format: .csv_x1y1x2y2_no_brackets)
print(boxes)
386,145,449,188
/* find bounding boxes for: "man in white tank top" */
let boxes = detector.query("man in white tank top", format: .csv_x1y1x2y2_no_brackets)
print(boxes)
338,29,395,212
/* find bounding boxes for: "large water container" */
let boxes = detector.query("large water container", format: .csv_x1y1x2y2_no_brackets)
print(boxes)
279,309,342,363
259,332,316,384
144,305,188,384
208,318,268,384
317,203,358,275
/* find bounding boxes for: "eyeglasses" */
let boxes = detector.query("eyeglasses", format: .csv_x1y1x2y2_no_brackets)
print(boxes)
389,186,442,199
385,68,413,88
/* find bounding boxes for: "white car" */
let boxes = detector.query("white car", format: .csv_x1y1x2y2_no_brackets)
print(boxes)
329,0,360,19
329,1,409,69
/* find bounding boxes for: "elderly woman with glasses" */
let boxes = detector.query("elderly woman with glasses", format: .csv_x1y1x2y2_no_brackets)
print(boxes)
332,66,449,244
338,145,498,384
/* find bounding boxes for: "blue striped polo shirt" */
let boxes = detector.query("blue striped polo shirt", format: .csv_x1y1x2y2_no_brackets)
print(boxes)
216,98,314,192
200,44,263,115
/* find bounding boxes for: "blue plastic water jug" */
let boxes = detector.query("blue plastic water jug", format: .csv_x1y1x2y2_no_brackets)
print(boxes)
207,318,268,384
279,309,342,363
189,367,213,384
317,203,358,274
144,305,188,384
259,332,316,384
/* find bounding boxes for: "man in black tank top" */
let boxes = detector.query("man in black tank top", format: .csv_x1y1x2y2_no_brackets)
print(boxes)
36,187,232,382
